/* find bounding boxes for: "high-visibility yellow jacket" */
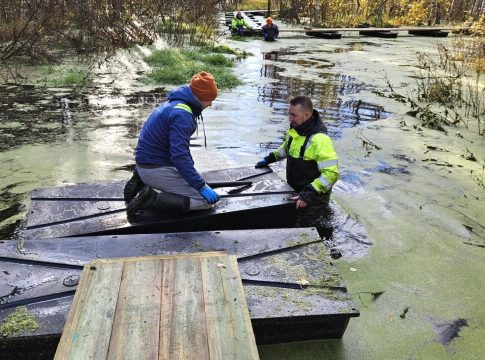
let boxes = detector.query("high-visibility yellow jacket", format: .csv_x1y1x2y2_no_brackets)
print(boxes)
267,111,339,203
231,17,252,30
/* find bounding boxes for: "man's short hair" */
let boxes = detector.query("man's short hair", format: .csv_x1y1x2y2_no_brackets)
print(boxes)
290,96,313,112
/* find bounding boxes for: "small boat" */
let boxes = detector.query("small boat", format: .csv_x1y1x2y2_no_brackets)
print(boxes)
305,31,342,39
359,30,398,38
0,228,359,359
408,29,449,37
24,166,296,239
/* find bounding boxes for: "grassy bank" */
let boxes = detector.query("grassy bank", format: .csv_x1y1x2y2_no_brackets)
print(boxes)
37,66,92,88
144,45,248,89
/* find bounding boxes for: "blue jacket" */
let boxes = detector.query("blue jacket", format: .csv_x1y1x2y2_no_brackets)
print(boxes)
135,85,206,190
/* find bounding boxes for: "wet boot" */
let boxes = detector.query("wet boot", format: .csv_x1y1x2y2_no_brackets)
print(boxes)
126,185,190,219
123,168,144,203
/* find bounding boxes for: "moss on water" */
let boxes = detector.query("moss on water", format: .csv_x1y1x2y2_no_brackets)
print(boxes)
257,37,485,359
0,307,39,337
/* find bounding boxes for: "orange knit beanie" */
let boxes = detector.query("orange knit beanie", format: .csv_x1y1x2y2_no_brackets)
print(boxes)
189,72,218,101
266,17,273,24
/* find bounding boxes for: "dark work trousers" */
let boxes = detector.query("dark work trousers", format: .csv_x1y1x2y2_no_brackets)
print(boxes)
295,191,332,239
136,165,211,211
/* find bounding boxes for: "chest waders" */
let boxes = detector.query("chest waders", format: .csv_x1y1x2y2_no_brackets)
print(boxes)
286,136,331,228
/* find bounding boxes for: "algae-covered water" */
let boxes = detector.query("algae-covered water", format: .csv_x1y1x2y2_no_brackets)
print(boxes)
0,32,484,358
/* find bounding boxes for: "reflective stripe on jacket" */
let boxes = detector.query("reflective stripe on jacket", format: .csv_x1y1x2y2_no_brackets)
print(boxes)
135,85,205,190
272,115,339,194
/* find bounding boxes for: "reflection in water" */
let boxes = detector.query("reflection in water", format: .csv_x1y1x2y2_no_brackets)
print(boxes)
0,84,166,152
259,50,389,138
333,41,382,53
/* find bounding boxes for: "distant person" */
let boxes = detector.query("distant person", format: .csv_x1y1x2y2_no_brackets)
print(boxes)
262,17,279,41
231,11,253,36
124,72,220,219
255,96,339,227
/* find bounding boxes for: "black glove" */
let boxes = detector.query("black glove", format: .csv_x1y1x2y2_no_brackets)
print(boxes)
255,153,276,169
255,159,268,168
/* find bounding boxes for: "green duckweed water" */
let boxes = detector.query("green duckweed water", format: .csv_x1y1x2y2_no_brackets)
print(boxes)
0,28,483,359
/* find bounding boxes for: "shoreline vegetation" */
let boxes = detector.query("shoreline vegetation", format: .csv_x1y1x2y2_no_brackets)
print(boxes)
374,33,485,139
1,1,484,80
144,45,248,89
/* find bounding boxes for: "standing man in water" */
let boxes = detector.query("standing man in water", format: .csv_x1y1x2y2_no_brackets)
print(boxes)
255,96,339,227
261,17,279,41
125,71,220,219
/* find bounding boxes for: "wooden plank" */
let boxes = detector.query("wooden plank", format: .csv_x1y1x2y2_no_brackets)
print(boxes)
163,257,210,360
107,260,162,359
159,259,175,360
222,256,260,360
201,255,259,360
92,251,225,264
54,261,124,360
54,253,259,360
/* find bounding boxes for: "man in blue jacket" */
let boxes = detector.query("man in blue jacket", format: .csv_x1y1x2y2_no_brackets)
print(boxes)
126,72,220,218
262,17,279,41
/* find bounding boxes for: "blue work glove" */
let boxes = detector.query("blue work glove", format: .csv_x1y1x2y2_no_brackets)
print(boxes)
255,158,269,168
199,184,220,204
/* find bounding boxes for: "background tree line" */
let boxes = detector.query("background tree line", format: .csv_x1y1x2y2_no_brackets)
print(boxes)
0,0,221,65
269,0,485,26
1,0,484,67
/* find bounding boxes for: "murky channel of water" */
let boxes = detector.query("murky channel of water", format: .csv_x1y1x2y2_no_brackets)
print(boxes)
0,37,389,243
2,33,485,358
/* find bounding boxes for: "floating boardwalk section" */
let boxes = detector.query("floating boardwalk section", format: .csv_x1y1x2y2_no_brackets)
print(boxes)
301,27,450,38
24,166,296,239
1,166,360,358
0,228,359,359
222,12,451,38
54,253,259,360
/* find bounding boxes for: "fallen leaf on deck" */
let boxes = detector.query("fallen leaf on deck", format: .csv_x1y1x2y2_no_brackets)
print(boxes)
296,278,310,287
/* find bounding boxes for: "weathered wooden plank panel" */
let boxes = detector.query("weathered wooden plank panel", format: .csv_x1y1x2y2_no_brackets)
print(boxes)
201,256,259,360
54,253,259,360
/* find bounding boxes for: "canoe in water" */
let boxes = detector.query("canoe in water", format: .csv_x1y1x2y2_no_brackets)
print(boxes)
0,228,359,359
24,166,297,239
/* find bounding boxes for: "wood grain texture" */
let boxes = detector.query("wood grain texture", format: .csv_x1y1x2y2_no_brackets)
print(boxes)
54,253,259,360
